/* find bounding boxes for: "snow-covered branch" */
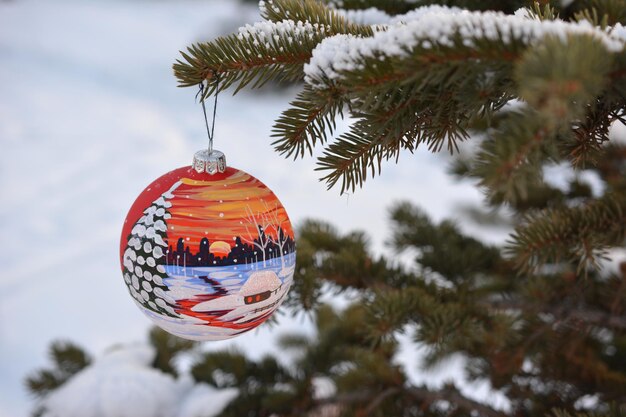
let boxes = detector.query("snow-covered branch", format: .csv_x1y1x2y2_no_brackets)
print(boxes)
304,9,626,87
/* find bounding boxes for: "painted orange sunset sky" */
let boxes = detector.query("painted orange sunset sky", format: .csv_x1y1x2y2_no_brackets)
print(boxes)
167,169,294,252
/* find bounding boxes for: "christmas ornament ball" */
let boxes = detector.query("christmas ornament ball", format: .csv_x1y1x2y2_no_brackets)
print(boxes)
120,151,296,341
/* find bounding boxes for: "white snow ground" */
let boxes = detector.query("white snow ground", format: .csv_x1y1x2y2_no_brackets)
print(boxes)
0,1,512,416
40,345,238,417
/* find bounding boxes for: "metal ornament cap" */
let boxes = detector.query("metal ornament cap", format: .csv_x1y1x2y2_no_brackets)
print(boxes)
193,149,227,175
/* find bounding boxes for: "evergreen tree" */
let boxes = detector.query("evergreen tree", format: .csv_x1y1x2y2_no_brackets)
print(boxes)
122,192,179,317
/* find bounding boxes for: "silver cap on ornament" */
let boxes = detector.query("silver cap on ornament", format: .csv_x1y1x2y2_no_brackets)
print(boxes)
193,149,226,175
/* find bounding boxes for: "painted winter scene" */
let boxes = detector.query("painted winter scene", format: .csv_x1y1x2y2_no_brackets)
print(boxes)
120,166,296,341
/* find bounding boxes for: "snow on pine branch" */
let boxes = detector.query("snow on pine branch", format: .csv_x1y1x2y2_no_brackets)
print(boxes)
334,5,463,26
41,345,238,417
253,2,462,52
332,7,391,25
303,8,626,88
237,19,330,54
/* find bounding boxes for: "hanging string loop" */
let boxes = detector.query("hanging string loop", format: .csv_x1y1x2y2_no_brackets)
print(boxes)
192,72,226,175
196,72,220,154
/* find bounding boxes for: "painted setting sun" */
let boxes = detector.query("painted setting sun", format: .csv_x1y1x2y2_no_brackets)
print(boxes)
209,241,231,257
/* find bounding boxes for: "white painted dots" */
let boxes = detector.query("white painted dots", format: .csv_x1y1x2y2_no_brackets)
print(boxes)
132,224,146,237
125,248,137,261
142,281,153,292
154,219,165,229
123,258,133,271
128,238,141,250
146,227,157,239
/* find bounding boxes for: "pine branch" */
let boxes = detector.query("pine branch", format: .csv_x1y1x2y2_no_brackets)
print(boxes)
405,384,507,417
575,0,626,26
191,349,291,389
390,201,503,280
506,195,626,274
550,403,626,417
361,386,399,415
366,287,423,329
527,2,560,21
472,109,554,204
567,100,621,167
296,11,625,191
261,0,374,37
314,384,507,417
329,0,528,14
272,84,345,158
304,11,625,89
25,341,91,399
175,2,626,193
174,21,326,95
149,327,195,376
326,0,418,15
488,299,626,331
174,0,372,96
315,123,397,193
515,34,614,124
312,77,497,192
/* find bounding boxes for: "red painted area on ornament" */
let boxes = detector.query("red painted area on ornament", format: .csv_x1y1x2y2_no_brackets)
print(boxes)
119,166,238,265
176,295,274,331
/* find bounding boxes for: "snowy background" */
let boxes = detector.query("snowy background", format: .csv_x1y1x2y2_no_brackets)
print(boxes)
0,1,516,416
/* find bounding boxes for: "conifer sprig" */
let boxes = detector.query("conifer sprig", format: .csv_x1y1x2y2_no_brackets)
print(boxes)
271,85,345,158
174,20,330,96
174,2,372,98
506,196,626,273
260,0,373,37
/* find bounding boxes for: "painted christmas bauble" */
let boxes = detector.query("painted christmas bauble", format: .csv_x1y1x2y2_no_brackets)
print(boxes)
120,159,296,341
